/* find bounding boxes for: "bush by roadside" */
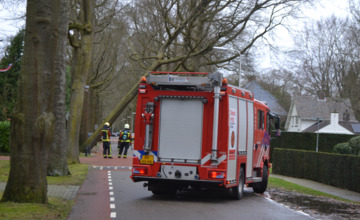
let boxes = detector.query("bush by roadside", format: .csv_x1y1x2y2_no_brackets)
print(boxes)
333,142,352,154
333,136,360,155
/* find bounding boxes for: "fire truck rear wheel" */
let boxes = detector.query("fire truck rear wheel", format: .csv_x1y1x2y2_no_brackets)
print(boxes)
253,165,268,194
232,167,244,200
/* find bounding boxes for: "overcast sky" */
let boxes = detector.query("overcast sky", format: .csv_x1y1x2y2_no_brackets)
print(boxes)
0,2,26,55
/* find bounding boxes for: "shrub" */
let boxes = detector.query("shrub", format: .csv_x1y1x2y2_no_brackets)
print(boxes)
0,121,10,153
333,142,352,155
348,136,360,155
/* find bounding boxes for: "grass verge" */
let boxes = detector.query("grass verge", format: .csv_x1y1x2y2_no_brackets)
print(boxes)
0,160,89,219
0,160,88,185
268,177,357,204
268,166,357,204
47,163,89,185
0,191,74,220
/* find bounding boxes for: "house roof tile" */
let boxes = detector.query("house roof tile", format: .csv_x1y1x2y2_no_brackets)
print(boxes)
293,96,357,122
244,81,288,116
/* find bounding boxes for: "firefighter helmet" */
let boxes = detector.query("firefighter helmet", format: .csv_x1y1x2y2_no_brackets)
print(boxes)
124,124,130,129
105,122,110,126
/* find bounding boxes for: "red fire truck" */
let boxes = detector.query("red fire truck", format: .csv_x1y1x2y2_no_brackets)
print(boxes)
131,71,280,199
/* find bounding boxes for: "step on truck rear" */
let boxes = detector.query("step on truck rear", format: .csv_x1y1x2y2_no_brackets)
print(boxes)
131,71,280,199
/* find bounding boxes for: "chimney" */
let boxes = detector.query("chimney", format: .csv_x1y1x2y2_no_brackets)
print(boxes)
330,113,339,125
317,90,326,101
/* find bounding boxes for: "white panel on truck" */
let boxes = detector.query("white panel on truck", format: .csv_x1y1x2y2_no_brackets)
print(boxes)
246,102,254,178
158,99,203,161
238,99,247,152
227,96,238,181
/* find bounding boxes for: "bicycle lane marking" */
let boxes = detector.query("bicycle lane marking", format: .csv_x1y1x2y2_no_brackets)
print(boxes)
108,170,117,218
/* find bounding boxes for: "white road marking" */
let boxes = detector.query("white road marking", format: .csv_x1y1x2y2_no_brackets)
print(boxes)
108,171,117,219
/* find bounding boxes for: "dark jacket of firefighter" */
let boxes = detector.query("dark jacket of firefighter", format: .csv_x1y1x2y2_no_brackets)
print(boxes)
101,125,111,142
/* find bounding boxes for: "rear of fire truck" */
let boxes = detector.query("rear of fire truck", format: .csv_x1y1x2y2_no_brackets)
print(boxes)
130,71,278,199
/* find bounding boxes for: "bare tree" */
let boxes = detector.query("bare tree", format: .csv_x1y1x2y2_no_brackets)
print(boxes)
288,17,350,97
83,0,310,147
80,1,128,144
287,13,360,120
2,0,68,203
67,0,95,163
349,0,360,23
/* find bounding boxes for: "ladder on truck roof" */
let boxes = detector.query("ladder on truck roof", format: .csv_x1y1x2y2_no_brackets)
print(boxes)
148,71,212,87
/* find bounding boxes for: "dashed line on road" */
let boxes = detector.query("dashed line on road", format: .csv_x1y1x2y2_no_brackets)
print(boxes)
92,166,132,170
108,170,117,219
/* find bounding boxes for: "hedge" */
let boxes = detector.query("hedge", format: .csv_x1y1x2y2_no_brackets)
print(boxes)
270,131,354,161
0,121,10,153
272,148,360,193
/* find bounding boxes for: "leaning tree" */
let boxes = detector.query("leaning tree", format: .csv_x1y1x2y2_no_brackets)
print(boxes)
83,0,310,148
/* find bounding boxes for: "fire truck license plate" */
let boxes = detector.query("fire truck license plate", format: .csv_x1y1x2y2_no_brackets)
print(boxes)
140,155,154,164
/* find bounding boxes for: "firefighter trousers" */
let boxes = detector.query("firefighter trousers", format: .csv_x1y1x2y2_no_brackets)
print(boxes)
103,141,112,158
118,142,130,158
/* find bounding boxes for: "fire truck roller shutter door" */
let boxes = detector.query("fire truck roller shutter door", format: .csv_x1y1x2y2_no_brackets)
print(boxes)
158,99,203,161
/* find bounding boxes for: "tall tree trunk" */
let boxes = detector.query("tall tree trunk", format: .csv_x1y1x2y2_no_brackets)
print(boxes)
79,86,90,151
67,0,94,164
2,0,66,203
47,0,70,176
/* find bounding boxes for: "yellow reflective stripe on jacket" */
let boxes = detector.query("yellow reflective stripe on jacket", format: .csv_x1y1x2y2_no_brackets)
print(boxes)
101,129,110,141
119,131,131,142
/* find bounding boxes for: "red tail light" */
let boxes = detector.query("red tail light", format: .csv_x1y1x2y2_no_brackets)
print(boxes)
132,166,148,175
209,171,225,179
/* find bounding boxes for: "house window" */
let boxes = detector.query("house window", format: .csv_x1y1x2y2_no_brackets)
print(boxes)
291,116,298,127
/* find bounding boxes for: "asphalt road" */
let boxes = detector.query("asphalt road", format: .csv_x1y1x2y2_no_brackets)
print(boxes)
106,170,314,220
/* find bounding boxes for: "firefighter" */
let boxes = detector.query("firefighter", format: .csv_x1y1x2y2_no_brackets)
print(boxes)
118,124,132,158
101,122,112,159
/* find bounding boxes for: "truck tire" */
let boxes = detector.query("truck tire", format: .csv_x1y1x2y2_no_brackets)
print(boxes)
232,167,244,200
253,165,268,194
